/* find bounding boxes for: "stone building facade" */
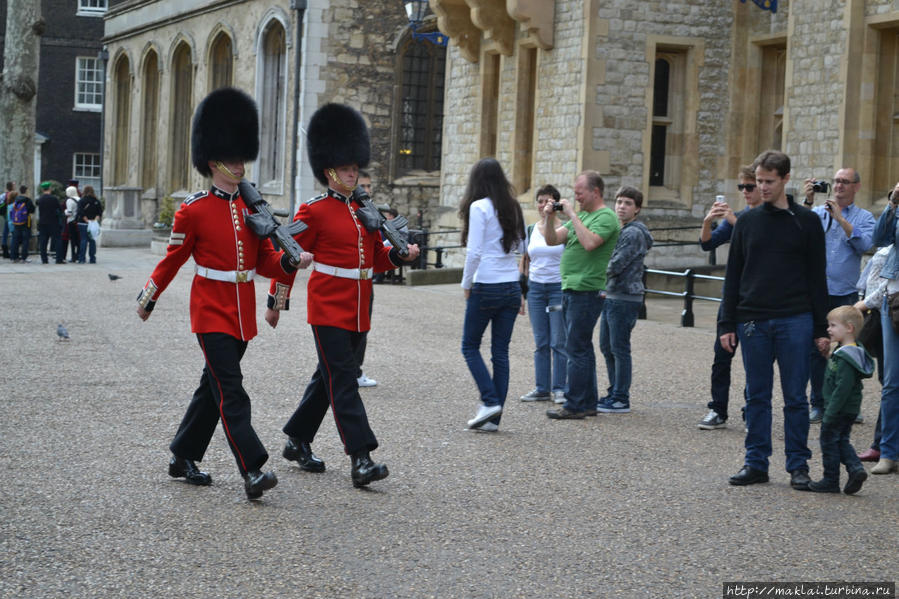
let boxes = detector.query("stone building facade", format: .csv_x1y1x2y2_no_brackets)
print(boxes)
100,0,446,241
433,0,899,268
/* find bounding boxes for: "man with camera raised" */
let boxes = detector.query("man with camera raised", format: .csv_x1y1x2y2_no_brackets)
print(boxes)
803,168,875,423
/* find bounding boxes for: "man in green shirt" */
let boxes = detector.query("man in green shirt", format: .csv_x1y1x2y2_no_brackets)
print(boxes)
543,170,620,419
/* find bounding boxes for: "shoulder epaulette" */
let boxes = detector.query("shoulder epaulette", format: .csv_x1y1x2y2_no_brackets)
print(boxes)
303,193,328,206
183,190,208,206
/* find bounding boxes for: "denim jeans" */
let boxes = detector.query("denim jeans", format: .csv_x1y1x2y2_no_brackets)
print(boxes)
10,226,30,260
562,289,604,413
461,282,521,423
808,293,858,409
819,413,862,484
526,280,567,393
737,313,813,473
78,221,96,263
879,296,899,461
598,298,640,404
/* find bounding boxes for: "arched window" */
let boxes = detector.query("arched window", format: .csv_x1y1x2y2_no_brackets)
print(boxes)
394,35,445,177
141,51,159,190
170,42,193,192
258,20,286,190
209,33,233,91
113,55,131,185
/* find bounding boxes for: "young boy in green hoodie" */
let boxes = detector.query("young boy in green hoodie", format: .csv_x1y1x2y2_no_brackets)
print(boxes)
808,306,875,494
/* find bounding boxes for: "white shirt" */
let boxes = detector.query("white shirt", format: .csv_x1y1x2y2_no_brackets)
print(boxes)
65,197,79,223
461,197,522,289
526,224,564,284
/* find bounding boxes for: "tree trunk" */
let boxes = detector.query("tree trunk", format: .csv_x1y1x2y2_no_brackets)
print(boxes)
0,1,43,192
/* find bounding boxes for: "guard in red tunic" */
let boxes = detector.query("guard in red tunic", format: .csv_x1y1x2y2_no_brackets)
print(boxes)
136,87,311,501
266,103,419,487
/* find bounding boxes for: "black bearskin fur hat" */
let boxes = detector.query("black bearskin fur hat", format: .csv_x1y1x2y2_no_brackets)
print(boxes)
191,87,259,177
306,103,370,186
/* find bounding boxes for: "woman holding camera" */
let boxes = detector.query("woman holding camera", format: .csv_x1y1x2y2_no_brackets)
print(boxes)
459,158,526,432
519,184,567,404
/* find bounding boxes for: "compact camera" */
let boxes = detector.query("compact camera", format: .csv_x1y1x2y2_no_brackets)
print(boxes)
812,180,830,194
552,201,564,211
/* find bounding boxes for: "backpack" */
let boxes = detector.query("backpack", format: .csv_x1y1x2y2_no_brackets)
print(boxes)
10,200,28,226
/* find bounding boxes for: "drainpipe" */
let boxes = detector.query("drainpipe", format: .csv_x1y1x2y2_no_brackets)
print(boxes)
289,0,307,216
97,45,109,199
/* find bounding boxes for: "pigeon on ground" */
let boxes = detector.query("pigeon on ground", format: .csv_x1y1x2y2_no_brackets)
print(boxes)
108,273,122,281
57,324,70,340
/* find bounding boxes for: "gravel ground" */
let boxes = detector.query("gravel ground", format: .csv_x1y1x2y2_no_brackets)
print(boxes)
0,248,895,599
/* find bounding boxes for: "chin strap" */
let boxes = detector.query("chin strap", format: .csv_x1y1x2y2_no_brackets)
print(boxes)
327,168,357,193
215,161,242,183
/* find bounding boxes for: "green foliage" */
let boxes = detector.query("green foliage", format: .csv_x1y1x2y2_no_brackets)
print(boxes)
42,180,66,202
156,195,176,228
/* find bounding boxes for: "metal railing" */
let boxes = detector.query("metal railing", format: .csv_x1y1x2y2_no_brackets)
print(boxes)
642,267,724,327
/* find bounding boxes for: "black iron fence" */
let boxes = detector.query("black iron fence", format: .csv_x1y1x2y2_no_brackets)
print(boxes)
641,267,724,327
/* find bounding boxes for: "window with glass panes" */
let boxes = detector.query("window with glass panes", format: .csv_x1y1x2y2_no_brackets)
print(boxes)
73,153,102,191
395,39,445,176
76,57,103,110
78,0,107,16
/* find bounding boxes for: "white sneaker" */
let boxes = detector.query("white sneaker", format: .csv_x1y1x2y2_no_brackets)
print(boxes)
552,390,566,404
357,374,377,387
467,421,498,433
467,404,502,429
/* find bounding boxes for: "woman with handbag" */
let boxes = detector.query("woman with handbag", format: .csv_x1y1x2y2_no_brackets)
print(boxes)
869,183,899,475
76,185,103,264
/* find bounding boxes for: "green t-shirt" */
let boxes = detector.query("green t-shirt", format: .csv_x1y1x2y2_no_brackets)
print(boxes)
560,207,620,291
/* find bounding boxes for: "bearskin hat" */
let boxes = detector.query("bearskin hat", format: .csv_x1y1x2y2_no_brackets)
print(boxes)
306,103,370,186
191,87,259,177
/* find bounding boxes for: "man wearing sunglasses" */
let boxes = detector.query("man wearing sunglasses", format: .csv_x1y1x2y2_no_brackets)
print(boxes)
802,168,875,424
697,165,762,430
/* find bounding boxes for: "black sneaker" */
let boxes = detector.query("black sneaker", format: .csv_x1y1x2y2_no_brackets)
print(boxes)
790,469,811,491
807,479,840,493
698,410,727,430
843,469,868,495
546,407,585,420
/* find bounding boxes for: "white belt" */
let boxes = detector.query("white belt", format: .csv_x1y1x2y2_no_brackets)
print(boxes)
195,265,256,283
312,261,372,280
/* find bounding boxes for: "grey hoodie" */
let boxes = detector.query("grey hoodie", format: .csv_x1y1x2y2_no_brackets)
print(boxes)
605,220,653,300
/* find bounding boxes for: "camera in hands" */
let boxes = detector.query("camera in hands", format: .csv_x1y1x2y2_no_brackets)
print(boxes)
812,180,830,194
552,201,564,211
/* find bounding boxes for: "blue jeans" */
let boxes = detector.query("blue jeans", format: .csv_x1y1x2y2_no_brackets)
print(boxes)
819,413,862,485
809,293,858,408
461,282,521,423
526,280,567,393
599,298,640,404
737,313,813,473
10,225,30,260
879,296,899,461
562,289,604,413
78,222,96,263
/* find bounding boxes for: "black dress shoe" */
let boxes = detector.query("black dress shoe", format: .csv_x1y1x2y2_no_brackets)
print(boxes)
283,438,325,472
351,451,389,488
168,456,212,486
807,479,840,493
244,470,278,500
790,469,811,491
728,466,769,486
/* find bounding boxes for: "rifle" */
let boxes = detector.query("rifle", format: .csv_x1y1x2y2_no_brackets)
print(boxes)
352,189,410,257
238,179,308,265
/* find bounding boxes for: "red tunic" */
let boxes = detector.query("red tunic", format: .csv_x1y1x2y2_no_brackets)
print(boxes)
141,187,290,341
269,190,398,332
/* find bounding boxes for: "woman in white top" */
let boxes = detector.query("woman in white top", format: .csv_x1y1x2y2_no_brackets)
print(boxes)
519,185,567,404
64,186,80,262
460,158,525,432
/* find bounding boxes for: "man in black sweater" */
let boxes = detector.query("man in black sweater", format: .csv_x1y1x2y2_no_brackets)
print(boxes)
719,150,828,490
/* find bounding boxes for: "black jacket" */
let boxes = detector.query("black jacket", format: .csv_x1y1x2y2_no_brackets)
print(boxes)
77,194,103,222
36,193,62,228
719,198,828,339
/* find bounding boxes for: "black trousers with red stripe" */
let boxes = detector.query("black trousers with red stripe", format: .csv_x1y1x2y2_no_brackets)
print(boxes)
283,325,378,455
170,333,269,476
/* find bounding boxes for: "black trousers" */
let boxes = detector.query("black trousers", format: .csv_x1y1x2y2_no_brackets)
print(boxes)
38,225,63,263
170,333,268,476
284,325,377,455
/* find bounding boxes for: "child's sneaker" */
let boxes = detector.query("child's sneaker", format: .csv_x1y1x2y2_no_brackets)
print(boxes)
806,479,840,493
843,469,867,495
597,399,630,413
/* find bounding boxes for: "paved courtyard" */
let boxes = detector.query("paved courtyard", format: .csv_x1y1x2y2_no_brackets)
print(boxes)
1,248,895,598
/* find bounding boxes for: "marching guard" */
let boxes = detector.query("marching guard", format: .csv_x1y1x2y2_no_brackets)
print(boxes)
136,87,310,501
266,103,420,488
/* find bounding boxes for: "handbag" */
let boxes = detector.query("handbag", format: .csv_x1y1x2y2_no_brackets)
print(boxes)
889,292,899,335
87,219,101,240
856,308,881,349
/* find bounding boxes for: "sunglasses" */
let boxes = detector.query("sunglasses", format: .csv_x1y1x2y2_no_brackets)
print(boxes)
737,183,756,191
